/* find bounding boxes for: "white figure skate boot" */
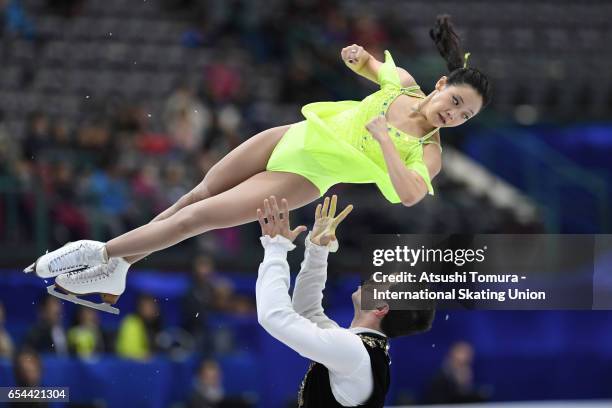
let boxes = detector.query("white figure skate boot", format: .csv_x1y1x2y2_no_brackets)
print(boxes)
48,257,130,315
24,240,107,278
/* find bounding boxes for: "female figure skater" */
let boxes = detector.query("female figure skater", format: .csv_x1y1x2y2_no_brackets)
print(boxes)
26,15,491,313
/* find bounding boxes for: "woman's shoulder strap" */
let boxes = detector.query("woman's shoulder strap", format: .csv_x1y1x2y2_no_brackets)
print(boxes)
377,50,402,90
420,127,442,152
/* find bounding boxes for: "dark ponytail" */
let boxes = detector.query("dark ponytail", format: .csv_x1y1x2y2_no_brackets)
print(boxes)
429,14,464,72
429,14,492,109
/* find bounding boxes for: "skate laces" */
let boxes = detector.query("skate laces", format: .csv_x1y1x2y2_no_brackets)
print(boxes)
49,244,88,273
65,259,116,283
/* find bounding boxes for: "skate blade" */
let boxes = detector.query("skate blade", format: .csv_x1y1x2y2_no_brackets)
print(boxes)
47,285,120,315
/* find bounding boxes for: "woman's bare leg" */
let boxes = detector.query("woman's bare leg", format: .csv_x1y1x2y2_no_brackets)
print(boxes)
123,124,292,264
106,170,320,259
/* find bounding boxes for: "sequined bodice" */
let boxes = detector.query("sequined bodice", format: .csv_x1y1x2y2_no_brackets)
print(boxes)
323,85,440,171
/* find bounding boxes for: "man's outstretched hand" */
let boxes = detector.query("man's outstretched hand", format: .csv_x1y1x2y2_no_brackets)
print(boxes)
310,195,353,246
257,196,307,243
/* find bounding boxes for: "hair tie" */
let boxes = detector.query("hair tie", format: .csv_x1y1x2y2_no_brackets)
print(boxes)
463,52,471,69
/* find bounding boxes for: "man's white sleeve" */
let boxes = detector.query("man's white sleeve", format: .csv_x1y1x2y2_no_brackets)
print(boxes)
256,235,366,375
291,232,340,329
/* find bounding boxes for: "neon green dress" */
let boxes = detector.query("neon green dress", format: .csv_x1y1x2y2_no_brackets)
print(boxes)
266,50,441,204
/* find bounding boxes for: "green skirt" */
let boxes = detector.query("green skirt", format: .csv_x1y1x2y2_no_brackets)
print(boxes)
265,102,384,198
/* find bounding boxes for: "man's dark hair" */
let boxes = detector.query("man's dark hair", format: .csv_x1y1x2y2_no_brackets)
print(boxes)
378,280,436,338
380,308,435,338
429,14,492,109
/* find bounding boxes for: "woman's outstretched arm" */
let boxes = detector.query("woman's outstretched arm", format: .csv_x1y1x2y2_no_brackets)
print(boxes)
340,44,416,87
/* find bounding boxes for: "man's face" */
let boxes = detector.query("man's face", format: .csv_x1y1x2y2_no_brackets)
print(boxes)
351,284,389,324
353,273,395,313
352,285,377,315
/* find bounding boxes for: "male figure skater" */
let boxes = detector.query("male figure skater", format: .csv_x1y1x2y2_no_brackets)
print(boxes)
256,195,435,407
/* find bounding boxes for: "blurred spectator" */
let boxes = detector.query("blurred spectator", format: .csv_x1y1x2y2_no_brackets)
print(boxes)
50,119,75,149
162,162,190,205
49,162,89,244
0,110,21,177
11,348,48,408
135,129,173,155
163,85,210,152
204,62,243,103
188,358,254,408
423,341,488,404
116,293,163,360
324,5,349,40
23,295,68,355
84,160,130,238
115,104,147,134
348,14,388,54
12,348,42,386
86,160,129,215
67,307,106,359
130,163,165,222
131,163,161,200
182,254,254,316
188,359,223,408
214,281,254,316
181,254,216,348
75,120,115,167
279,54,319,104
21,112,51,163
1,0,36,40
39,119,79,175
213,105,242,150
0,301,14,358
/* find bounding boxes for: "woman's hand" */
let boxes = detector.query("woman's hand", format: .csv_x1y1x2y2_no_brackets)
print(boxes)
257,196,307,243
341,44,371,73
310,195,353,247
365,116,391,144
